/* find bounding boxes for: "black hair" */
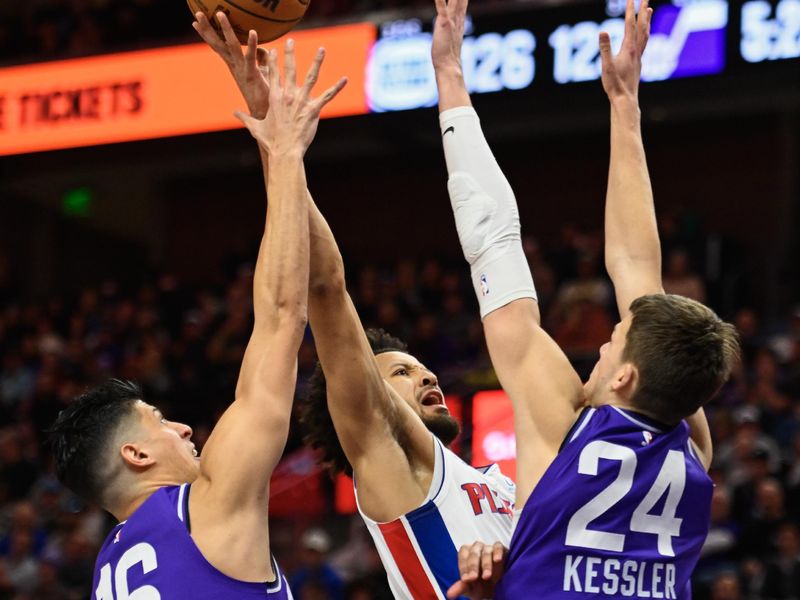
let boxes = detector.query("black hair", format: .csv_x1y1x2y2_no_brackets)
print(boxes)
48,379,143,502
298,329,407,477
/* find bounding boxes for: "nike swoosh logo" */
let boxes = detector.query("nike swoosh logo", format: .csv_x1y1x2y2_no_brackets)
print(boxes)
443,126,455,137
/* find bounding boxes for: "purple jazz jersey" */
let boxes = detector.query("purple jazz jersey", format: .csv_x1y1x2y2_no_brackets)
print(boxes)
496,406,712,599
92,484,293,599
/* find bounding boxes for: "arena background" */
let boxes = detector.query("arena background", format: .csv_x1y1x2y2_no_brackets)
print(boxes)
0,0,798,598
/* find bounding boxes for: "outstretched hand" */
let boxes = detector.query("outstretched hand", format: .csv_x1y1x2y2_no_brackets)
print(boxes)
599,0,653,103
432,0,469,73
235,39,348,157
446,541,508,599
193,11,271,119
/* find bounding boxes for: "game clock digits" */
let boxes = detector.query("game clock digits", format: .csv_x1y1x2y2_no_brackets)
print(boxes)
366,0,800,113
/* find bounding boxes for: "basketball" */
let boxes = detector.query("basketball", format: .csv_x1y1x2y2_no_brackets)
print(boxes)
186,0,310,44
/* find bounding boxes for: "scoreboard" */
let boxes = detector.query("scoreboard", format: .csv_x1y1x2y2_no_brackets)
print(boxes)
367,0,799,112
0,0,795,155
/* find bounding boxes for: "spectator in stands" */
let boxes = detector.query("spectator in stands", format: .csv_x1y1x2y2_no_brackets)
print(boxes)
0,501,48,558
0,202,797,598
740,478,792,560
30,558,67,600
0,528,39,595
760,522,800,599
0,429,38,501
663,248,706,302
734,308,763,367
786,432,800,520
290,528,344,600
696,487,740,592
710,572,743,600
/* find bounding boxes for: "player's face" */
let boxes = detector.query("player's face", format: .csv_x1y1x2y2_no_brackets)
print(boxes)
375,351,460,445
132,401,200,484
376,352,446,417
584,314,633,404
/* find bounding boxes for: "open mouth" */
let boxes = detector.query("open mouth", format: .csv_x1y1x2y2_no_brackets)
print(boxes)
420,390,444,407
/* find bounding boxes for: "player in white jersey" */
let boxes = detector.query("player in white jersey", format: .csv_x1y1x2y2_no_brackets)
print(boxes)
356,423,515,598
299,262,516,599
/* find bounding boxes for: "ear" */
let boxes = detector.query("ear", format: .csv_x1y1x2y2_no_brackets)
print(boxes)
120,443,156,470
610,362,638,397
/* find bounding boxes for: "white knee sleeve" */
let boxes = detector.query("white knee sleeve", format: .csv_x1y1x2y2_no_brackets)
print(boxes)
440,106,536,318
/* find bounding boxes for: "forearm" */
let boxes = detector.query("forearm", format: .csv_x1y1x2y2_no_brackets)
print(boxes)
439,106,536,319
205,147,307,499
305,201,420,469
436,65,472,112
604,98,662,313
255,149,310,327
308,199,346,297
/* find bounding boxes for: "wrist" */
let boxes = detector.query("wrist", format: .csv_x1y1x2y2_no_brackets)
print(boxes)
437,71,472,112
608,93,640,113
609,96,641,123
434,63,465,82
265,147,304,162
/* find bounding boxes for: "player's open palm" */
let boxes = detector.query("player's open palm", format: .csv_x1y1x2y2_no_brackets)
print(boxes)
432,0,469,71
446,541,508,599
599,0,653,102
236,40,347,156
193,11,271,119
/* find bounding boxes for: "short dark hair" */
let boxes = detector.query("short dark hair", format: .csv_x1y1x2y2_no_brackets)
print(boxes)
298,329,407,477
624,294,740,424
48,379,143,502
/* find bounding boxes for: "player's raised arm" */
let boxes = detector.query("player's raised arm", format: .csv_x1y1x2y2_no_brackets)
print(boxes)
433,0,583,507
194,12,433,518
599,0,712,467
600,0,662,312
304,197,437,522
189,41,346,567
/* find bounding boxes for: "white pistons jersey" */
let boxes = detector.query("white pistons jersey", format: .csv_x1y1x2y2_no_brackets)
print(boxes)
356,436,516,599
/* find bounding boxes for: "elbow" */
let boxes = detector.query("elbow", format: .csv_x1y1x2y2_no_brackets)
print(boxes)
268,404,294,430
309,266,347,299
277,303,309,332
605,254,661,280
604,254,629,280
258,301,308,333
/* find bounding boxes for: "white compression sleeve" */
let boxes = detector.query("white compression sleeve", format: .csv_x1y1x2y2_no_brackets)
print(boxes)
440,106,536,319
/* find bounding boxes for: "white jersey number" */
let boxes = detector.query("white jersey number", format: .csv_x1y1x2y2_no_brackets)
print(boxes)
565,441,686,557
96,542,161,600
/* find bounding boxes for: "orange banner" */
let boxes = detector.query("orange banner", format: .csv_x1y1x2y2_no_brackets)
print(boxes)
0,22,375,156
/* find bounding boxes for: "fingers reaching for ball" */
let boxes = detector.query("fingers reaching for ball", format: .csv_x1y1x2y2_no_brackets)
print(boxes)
193,10,271,119
284,38,297,90
187,0,308,44
235,39,348,156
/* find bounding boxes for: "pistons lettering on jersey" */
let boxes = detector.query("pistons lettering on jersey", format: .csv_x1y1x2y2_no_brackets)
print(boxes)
562,554,677,598
461,483,513,517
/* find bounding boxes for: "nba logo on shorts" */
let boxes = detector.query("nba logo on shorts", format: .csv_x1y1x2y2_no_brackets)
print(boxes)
641,431,653,446
480,274,489,296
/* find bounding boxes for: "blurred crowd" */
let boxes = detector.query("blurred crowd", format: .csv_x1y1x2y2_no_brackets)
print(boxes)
0,208,798,599
0,0,503,64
